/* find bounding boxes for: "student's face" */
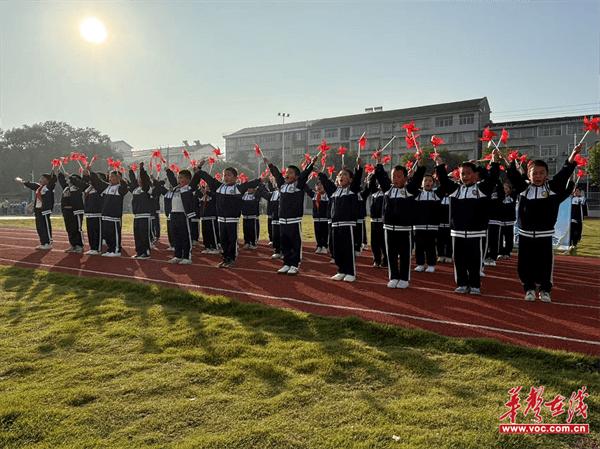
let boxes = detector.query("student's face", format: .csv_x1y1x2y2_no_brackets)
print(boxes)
336,170,351,188
39,176,48,186
178,174,190,186
422,176,434,191
574,189,581,197
247,188,256,194
316,182,325,193
285,169,298,184
109,173,121,185
528,165,548,186
391,168,407,187
460,167,476,185
503,184,512,195
223,170,237,185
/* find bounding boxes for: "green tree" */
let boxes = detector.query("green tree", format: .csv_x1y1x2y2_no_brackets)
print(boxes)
0,121,119,197
587,141,600,186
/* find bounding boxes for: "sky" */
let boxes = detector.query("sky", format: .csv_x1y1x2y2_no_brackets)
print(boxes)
1,0,599,150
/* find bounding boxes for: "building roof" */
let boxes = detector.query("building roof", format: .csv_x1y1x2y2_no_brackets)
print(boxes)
110,140,133,149
311,97,489,128
224,120,315,138
491,115,590,128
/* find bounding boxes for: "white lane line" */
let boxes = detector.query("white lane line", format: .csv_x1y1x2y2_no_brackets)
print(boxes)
0,256,598,348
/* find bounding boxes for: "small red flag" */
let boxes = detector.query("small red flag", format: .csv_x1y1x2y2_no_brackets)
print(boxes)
430,135,445,148
183,149,191,160
156,163,162,172
405,135,416,149
480,127,497,142
382,155,392,164
51,159,61,168
451,168,460,179
337,146,347,155
309,171,318,180
405,160,414,170
402,120,420,136
130,162,138,172
254,144,263,157
239,173,248,183
574,154,588,167
326,165,335,176
508,150,520,162
583,116,600,132
577,169,587,178
500,128,510,145
364,163,375,174
213,147,222,156
358,134,367,150
208,157,216,166
169,163,180,173
318,139,330,153
215,172,223,181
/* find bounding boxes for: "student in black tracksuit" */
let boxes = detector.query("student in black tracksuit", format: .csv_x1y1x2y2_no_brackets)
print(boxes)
165,168,202,264
198,182,220,253
570,187,588,249
304,181,330,254
264,155,318,275
375,154,426,289
198,162,261,268
152,179,174,250
318,158,363,281
259,179,282,259
58,172,85,253
484,180,505,266
495,182,517,260
129,163,154,259
354,189,368,254
413,174,442,273
435,151,501,295
71,173,105,255
18,172,56,249
150,180,162,244
241,186,265,249
366,173,387,268
507,145,581,302
436,192,452,263
190,188,202,246
88,169,129,257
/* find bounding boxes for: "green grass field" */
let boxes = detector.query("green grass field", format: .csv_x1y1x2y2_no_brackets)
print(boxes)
0,266,598,449
0,215,599,257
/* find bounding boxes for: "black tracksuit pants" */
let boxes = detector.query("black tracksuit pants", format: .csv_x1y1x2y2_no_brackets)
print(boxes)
219,220,238,263
86,216,102,252
452,236,484,289
152,212,161,241
437,226,452,259
518,235,553,293
271,221,281,254
35,209,52,245
486,224,501,260
415,229,437,266
63,209,84,248
171,212,192,260
332,225,356,276
385,229,412,281
280,222,302,267
201,218,219,249
499,225,514,256
243,217,259,245
570,221,583,246
133,217,152,256
314,220,329,248
370,221,387,266
102,218,122,254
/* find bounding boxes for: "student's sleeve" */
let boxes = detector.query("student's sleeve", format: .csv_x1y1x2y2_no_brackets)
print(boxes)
374,164,392,192
350,166,363,194
119,179,129,196
189,169,202,190
47,173,57,190
57,172,68,190
128,169,139,191
22,181,40,191
507,161,527,194
139,166,151,192
317,173,336,196
479,162,500,196
154,180,168,196
197,170,221,191
304,185,315,199
238,178,261,194
70,175,89,190
89,171,108,192
257,182,272,201
268,163,285,188
549,159,577,195
297,162,315,190
406,165,426,196
434,163,459,196
583,199,588,217
165,168,178,188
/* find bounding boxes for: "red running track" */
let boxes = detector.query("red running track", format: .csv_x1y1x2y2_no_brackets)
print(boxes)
0,226,598,355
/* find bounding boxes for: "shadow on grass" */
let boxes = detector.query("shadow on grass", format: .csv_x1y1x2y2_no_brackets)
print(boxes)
0,265,598,401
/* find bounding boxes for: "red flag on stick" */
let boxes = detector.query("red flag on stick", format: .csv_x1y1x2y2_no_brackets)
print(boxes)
480,127,497,142
500,129,510,145
254,144,263,158
430,135,445,148
213,147,222,157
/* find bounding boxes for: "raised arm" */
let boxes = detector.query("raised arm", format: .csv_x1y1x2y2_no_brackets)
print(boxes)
238,178,261,194
57,172,68,190
549,159,577,195
128,169,139,192
478,161,501,196
89,171,109,193
139,163,151,192
304,184,315,199
317,172,337,196
434,163,459,196
349,164,363,194
507,161,528,195
70,174,89,190
165,168,178,188
266,162,285,188
406,165,427,196
374,164,392,192
296,155,318,190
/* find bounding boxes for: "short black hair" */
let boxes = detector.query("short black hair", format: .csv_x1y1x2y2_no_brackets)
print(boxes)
530,159,549,172
179,169,192,179
224,167,238,177
460,162,477,172
287,165,300,177
98,172,108,182
340,167,354,179
110,170,120,177
392,165,408,176
41,173,52,181
423,173,434,180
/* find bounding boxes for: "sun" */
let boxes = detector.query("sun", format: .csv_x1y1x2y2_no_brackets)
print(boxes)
80,17,107,44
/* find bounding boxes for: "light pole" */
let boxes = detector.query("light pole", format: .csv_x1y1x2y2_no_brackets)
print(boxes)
278,112,290,167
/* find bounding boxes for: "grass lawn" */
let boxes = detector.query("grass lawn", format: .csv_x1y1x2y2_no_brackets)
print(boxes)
0,266,598,449
1,215,599,258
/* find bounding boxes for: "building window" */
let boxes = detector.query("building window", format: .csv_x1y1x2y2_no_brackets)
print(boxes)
539,144,558,157
310,130,321,140
382,123,393,134
292,147,304,155
324,128,338,139
459,114,474,125
368,124,381,135
538,125,561,137
435,116,453,127
294,132,303,141
352,126,366,137
340,128,350,140
454,132,475,143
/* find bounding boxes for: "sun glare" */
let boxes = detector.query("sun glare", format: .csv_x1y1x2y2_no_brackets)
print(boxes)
80,17,107,44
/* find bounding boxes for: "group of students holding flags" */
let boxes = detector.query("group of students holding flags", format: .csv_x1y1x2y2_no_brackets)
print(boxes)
16,117,596,303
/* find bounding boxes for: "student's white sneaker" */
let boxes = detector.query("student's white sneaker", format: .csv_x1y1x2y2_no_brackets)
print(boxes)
168,257,181,264
268,241,273,246
331,273,346,281
425,266,436,273
539,291,552,303
179,258,192,265
396,280,409,289
484,259,496,267
524,290,536,302
329,258,335,264
249,245,258,250
151,244,158,250
287,266,299,275
354,251,361,256
85,250,100,255
470,288,481,295
315,247,321,253
343,275,356,282
201,249,210,254
444,257,453,263
41,243,52,250
166,246,174,251
480,270,486,277
101,252,114,257
242,243,250,249
454,286,470,294
277,265,291,274
72,246,84,253
271,253,281,259
64,247,75,253
414,265,425,272
387,279,399,288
